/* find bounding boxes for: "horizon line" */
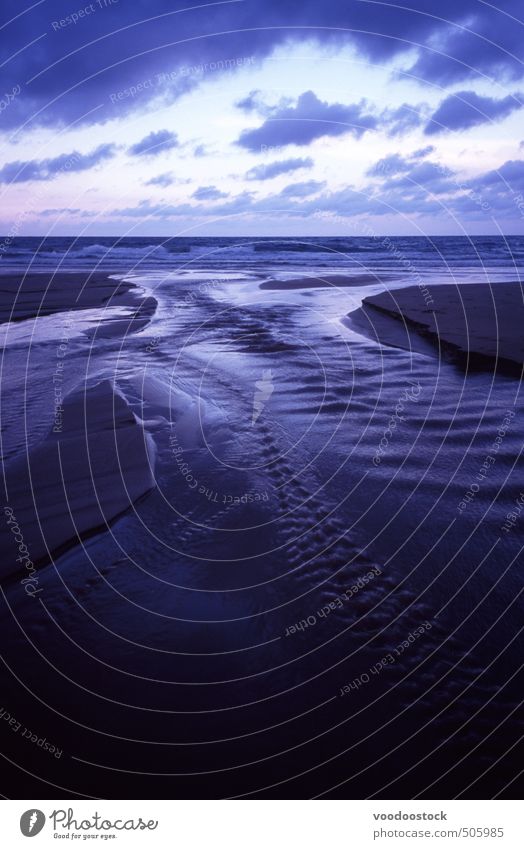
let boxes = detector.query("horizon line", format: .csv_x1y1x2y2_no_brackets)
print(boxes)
3,233,524,239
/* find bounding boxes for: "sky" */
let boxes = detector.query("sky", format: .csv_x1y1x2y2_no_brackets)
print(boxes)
0,0,523,236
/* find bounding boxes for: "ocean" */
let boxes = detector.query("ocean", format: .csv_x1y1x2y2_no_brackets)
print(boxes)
2,234,524,278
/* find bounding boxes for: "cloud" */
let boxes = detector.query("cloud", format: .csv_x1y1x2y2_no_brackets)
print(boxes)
110,199,185,219
0,143,116,183
128,130,179,156
145,172,176,187
236,94,428,155
459,160,524,216
245,157,314,181
406,13,524,87
40,207,81,216
110,184,440,223
412,145,435,159
278,180,326,197
235,90,266,113
366,154,524,219
2,0,524,130
472,159,524,191
381,102,429,136
106,155,524,225
192,185,229,200
367,148,437,178
235,90,293,117
367,154,414,178
237,91,377,150
382,161,455,194
366,150,457,206
425,91,523,135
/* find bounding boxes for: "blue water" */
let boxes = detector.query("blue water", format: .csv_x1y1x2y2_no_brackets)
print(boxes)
2,235,524,280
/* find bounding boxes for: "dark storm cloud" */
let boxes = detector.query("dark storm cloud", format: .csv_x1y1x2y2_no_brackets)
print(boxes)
128,130,179,156
3,0,523,131
425,91,523,135
245,157,314,180
0,143,116,183
237,91,377,150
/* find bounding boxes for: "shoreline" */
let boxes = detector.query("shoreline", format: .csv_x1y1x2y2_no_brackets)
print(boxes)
259,273,396,290
0,380,156,580
357,282,524,377
0,271,158,579
0,271,141,324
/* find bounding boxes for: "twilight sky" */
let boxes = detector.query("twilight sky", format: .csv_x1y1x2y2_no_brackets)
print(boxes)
1,0,523,235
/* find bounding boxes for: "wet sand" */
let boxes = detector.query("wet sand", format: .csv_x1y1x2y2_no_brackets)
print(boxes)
1,264,523,799
260,273,394,290
0,380,156,580
359,283,524,375
0,272,157,577
0,272,140,323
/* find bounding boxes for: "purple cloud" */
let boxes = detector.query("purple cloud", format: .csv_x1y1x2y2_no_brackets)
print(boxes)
382,103,428,136
237,91,377,150
145,172,176,187
367,148,437,178
128,130,179,156
235,90,266,113
245,157,314,181
426,91,523,135
407,15,524,87
473,159,524,191
192,185,229,201
1,0,523,130
107,155,524,224
278,180,326,197
0,144,116,183
383,161,455,194
412,145,435,159
367,154,414,178
40,207,81,215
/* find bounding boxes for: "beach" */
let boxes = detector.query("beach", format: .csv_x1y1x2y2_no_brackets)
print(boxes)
361,282,524,375
0,272,157,576
0,236,523,799
0,272,137,323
